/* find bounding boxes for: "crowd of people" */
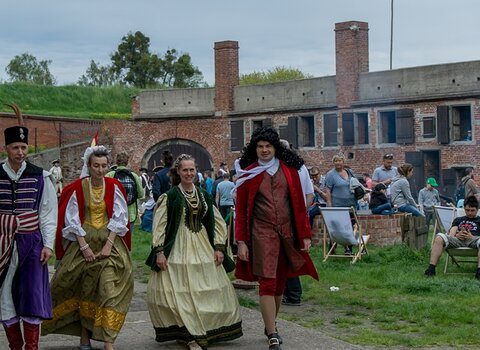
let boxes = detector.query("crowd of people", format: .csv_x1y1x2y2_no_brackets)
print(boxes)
2,119,479,350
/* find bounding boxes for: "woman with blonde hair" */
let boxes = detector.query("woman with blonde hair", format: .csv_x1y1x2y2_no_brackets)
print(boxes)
146,154,242,350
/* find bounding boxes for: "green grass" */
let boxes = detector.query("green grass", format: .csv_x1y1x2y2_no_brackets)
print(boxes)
129,226,480,347
0,82,139,119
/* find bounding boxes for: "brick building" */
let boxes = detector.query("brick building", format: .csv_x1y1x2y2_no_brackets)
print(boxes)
3,20,479,201
122,20,480,200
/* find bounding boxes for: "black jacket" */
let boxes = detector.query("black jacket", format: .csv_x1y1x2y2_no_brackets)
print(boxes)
369,190,389,209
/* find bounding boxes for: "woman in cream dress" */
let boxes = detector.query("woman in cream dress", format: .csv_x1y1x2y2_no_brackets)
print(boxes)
147,154,242,350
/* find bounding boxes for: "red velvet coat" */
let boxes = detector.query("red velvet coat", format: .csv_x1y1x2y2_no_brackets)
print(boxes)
234,161,319,281
55,177,131,260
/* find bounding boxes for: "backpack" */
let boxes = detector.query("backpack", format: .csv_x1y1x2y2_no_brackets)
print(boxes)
141,173,151,198
455,179,467,205
114,168,138,205
347,169,367,200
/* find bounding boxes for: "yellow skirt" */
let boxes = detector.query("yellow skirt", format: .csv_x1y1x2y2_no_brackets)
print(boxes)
42,224,133,343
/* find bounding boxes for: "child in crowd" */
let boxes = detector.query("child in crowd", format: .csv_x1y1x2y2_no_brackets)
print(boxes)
357,193,370,211
369,183,395,215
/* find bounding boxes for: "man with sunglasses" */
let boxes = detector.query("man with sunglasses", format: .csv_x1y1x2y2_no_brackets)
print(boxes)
372,154,398,197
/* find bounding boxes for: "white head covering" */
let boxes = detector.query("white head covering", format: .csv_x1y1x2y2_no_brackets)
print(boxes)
80,145,109,178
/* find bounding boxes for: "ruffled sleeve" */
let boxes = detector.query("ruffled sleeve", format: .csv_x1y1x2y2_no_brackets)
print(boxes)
152,193,168,249
106,183,129,236
62,191,87,241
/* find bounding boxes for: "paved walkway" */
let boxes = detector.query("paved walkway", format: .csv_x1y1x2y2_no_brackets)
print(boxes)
0,276,362,350
34,306,362,350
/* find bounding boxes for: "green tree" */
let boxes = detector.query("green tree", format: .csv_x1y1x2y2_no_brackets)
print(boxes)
111,31,161,88
110,31,205,88
240,66,313,85
6,53,56,85
78,60,119,87
159,49,205,88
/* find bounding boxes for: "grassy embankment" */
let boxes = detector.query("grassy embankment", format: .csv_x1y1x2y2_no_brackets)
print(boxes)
0,82,138,119
132,226,480,348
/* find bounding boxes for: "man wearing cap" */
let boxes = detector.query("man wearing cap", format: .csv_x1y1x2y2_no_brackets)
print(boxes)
418,177,441,231
0,126,58,349
49,159,63,197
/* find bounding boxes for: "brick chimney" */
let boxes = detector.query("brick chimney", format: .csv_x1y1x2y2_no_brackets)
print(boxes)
335,21,369,108
214,41,239,112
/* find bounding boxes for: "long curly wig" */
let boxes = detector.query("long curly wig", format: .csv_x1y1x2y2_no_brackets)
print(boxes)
238,126,304,170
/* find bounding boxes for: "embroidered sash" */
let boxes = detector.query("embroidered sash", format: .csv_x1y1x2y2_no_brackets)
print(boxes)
0,211,40,287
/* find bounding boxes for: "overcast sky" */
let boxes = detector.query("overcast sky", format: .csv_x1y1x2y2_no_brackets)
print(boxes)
2,0,479,86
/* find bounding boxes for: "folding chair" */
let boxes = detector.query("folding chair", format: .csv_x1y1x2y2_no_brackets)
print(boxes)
432,205,456,245
433,206,480,274
320,207,370,264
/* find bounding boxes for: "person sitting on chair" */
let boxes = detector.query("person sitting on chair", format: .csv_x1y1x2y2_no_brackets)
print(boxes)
425,195,480,278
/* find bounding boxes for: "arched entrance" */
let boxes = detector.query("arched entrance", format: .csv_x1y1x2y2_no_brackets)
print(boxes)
143,139,212,173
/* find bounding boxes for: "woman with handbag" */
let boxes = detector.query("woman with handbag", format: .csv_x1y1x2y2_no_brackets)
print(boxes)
146,154,242,350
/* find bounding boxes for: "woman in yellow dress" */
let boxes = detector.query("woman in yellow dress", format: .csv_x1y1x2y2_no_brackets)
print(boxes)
42,146,133,350
147,154,242,350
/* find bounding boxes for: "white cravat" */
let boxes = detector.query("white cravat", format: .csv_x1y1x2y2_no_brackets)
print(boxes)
234,157,279,189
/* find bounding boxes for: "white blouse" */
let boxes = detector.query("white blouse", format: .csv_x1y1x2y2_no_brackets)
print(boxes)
62,183,129,241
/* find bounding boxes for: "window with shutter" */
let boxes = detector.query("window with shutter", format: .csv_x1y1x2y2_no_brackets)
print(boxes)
451,105,471,141
279,125,289,142
324,114,338,147
357,112,369,144
287,116,299,148
298,116,315,147
422,117,436,138
230,120,244,151
437,106,449,144
252,120,263,131
342,113,354,145
262,118,273,128
379,111,396,143
395,108,414,144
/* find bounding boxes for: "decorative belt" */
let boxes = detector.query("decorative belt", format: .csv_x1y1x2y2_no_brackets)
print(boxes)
15,211,40,233
0,211,40,236
0,211,37,286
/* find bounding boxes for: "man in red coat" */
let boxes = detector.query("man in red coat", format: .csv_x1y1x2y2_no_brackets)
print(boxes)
234,127,318,350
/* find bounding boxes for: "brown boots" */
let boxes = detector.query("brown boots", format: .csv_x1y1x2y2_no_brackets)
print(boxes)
3,321,40,350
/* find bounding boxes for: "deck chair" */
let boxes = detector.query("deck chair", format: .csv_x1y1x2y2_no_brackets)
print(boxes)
320,207,370,264
432,205,456,245
433,206,480,274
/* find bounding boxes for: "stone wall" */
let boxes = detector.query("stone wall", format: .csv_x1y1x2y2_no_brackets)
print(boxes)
312,213,404,247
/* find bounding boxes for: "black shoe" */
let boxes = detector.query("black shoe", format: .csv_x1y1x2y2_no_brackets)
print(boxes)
281,297,302,306
475,270,480,280
267,332,282,350
344,248,353,256
264,326,283,344
424,267,436,277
